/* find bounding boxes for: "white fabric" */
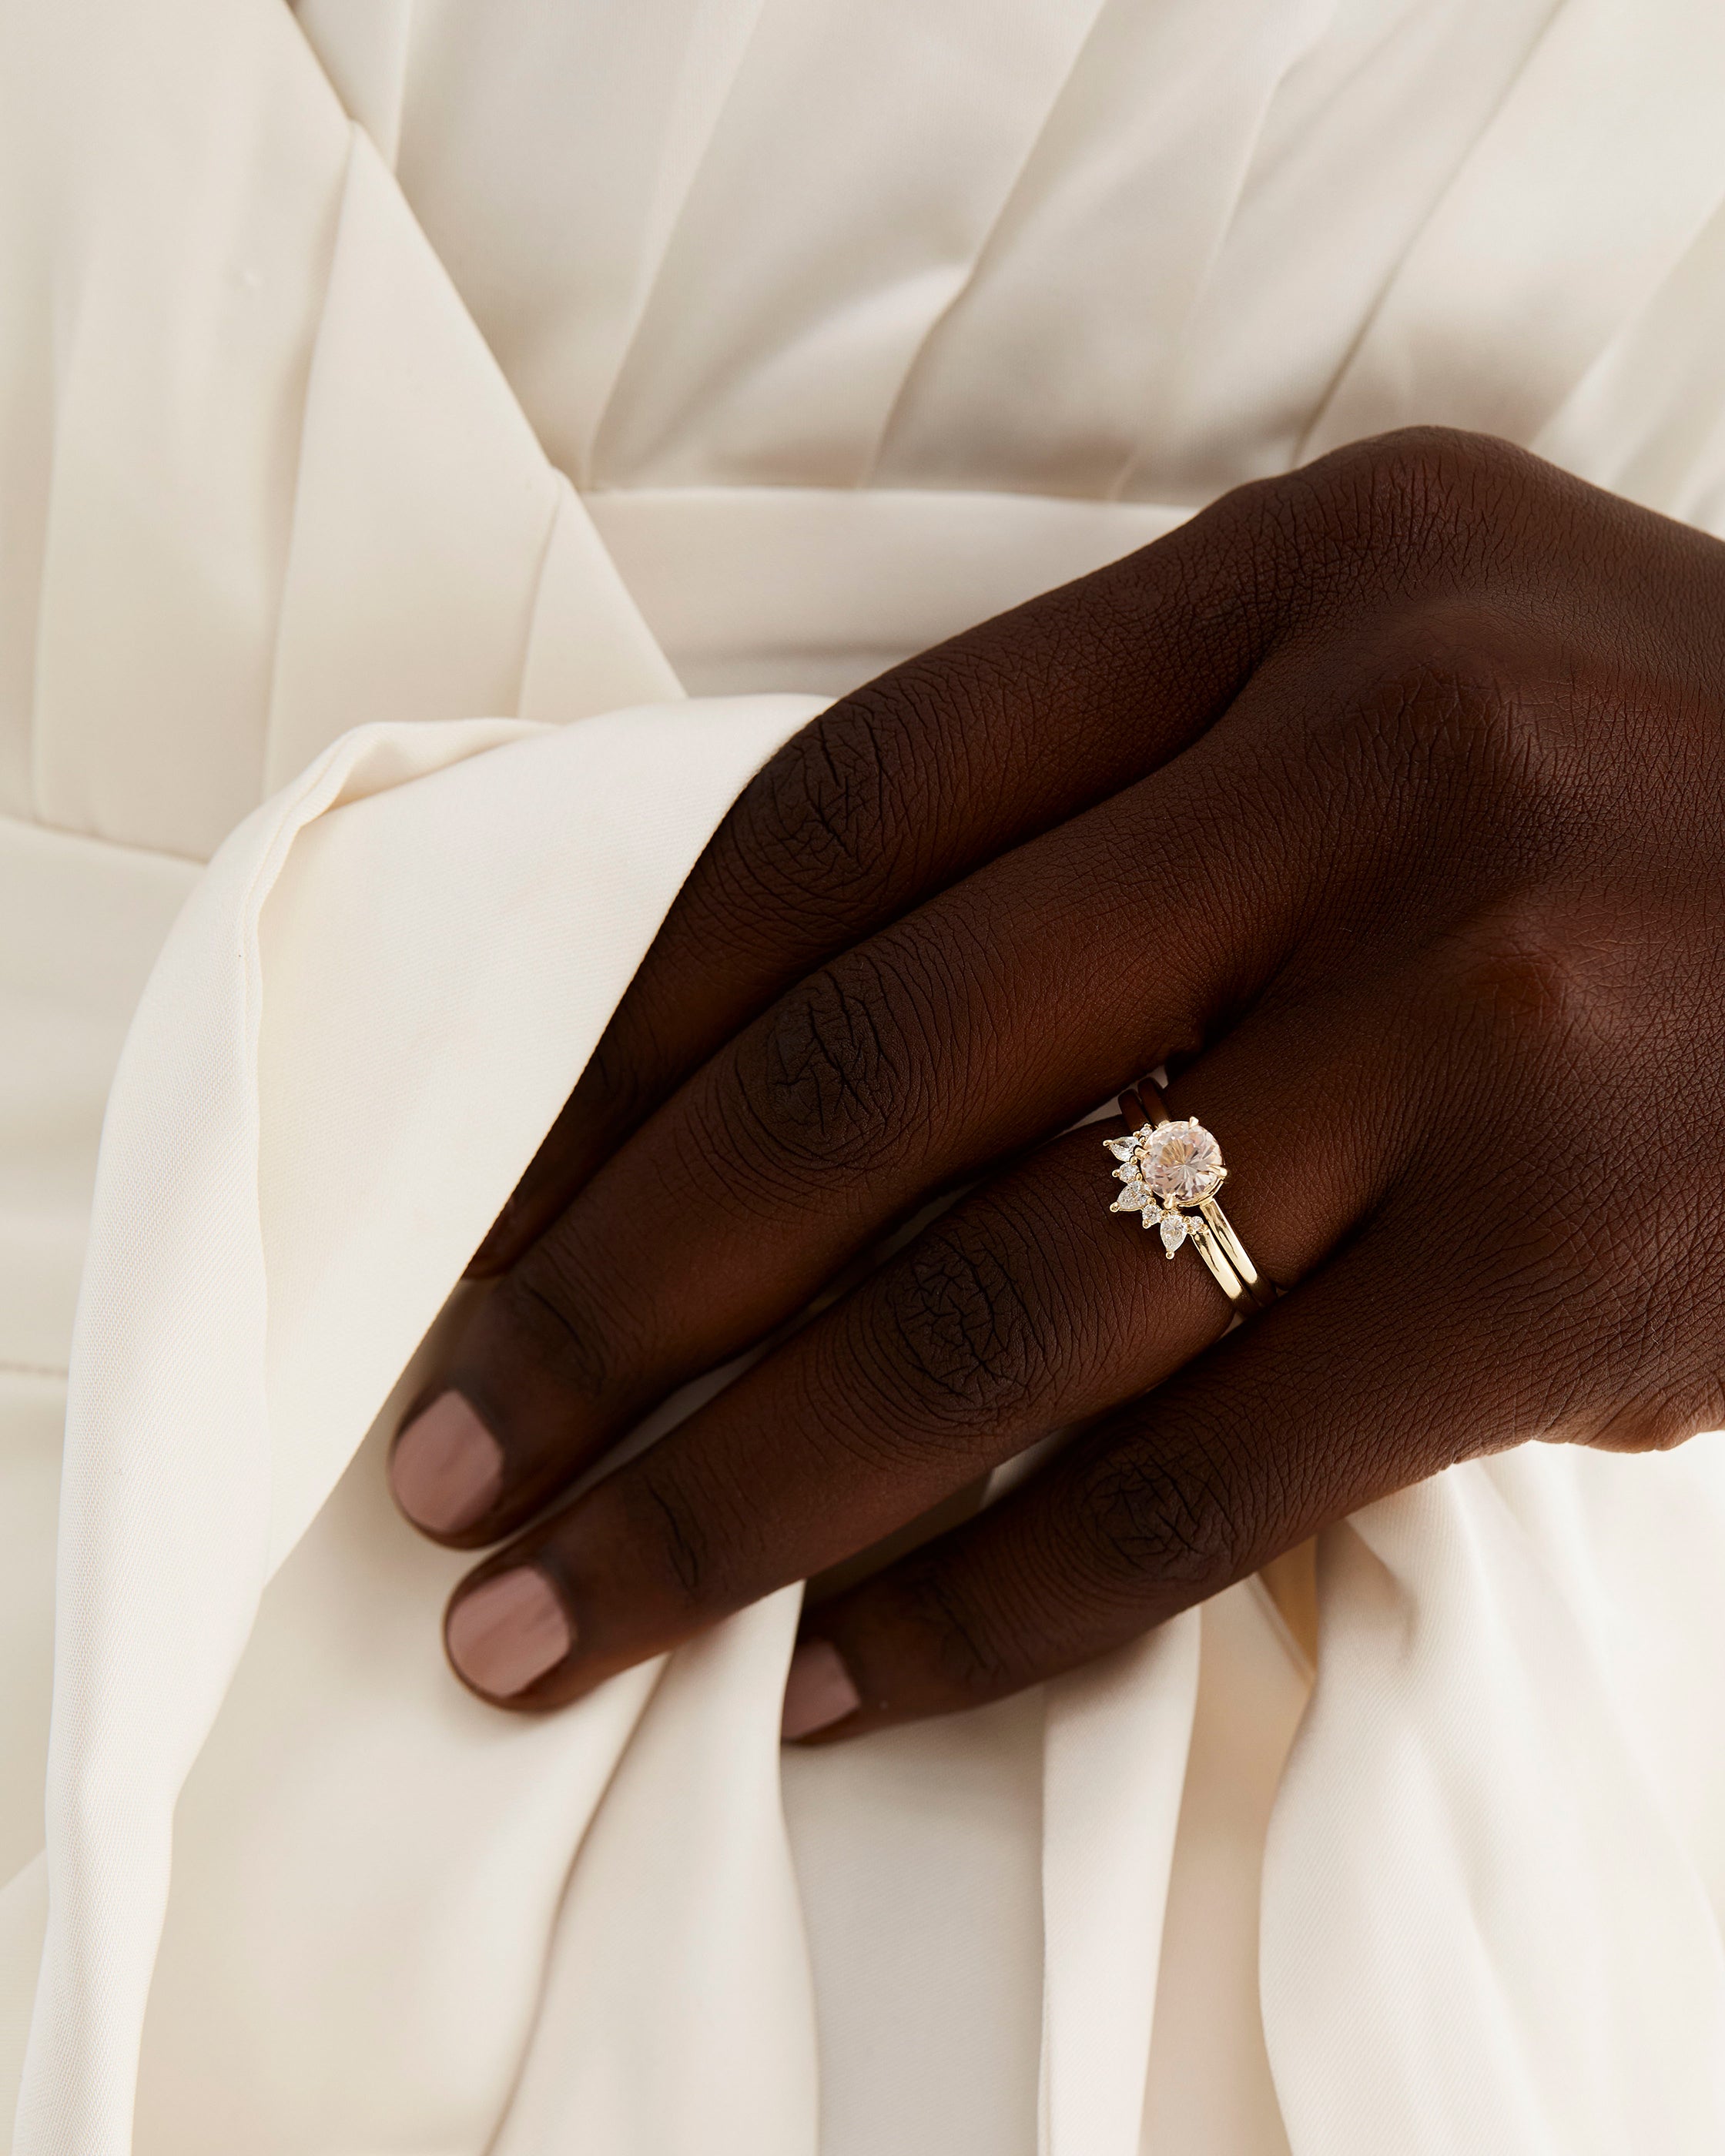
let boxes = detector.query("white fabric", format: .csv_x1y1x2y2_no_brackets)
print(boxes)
5,1,1725,2151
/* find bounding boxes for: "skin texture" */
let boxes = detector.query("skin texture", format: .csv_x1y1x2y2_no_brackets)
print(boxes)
388,427,1725,1736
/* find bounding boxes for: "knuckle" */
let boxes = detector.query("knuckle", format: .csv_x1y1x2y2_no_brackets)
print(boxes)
887,1555,1020,1702
571,1014,661,1146
1199,428,1537,638
501,1233,638,1404
615,1451,735,1615
1589,1385,1710,1456
1347,609,1589,842
871,1216,1055,1439
1244,428,1544,630
1069,1428,1251,1600
721,696,902,923
723,645,1033,922
1443,889,1639,1070
738,947,935,1177
1310,427,1529,558
1577,1210,1725,1446
1356,614,1518,742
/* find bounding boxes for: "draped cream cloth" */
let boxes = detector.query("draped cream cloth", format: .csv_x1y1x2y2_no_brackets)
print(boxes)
6,2,1725,2150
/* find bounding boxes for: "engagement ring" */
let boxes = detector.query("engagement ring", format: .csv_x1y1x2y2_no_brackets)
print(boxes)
1105,1093,1274,1315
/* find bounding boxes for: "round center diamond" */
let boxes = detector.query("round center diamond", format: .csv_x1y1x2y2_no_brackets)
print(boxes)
1141,1120,1224,1205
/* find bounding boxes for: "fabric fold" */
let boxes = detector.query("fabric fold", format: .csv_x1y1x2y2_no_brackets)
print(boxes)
1262,1462,1725,2154
16,694,819,2156
1304,0,1725,455
1037,1614,1200,2156
262,128,679,793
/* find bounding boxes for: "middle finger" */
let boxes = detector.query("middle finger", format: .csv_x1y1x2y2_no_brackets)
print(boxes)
390,696,1420,1548
436,969,1431,1707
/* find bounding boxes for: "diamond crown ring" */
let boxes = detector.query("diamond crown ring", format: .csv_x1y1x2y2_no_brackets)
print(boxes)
1104,1094,1274,1314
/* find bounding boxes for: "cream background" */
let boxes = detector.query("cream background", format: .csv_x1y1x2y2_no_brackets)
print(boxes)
5,2,1725,2150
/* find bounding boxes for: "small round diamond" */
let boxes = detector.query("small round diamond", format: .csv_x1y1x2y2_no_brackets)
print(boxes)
1141,1120,1224,1204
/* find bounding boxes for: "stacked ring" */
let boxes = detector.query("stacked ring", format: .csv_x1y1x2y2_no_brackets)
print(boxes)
1106,1084,1276,1316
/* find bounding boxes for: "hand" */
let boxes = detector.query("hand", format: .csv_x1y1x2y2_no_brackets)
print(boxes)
387,428,1725,1738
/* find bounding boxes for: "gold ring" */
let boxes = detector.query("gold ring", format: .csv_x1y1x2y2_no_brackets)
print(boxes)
1105,1085,1275,1316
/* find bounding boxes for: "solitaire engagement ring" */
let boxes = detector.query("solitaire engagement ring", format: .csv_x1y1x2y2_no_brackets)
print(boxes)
1104,1087,1274,1315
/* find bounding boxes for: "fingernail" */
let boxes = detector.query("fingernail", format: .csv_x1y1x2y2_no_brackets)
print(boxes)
390,1392,504,1534
781,1639,862,1741
446,1568,573,1699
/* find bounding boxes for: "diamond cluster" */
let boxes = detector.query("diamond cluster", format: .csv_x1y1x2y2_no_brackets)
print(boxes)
1105,1117,1226,1258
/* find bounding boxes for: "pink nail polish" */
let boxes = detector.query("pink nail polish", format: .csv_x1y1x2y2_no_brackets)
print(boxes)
390,1392,504,1534
446,1568,573,1699
781,1639,862,1741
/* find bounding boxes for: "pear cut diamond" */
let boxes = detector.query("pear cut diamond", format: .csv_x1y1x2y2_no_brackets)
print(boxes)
1104,1113,1228,1263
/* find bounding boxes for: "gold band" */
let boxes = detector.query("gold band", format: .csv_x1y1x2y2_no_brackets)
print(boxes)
1113,1083,1276,1317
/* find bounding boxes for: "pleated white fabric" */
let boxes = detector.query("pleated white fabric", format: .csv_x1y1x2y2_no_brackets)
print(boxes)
6,1,1725,2151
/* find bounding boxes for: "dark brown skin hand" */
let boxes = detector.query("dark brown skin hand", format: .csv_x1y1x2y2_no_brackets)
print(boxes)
387,428,1725,1736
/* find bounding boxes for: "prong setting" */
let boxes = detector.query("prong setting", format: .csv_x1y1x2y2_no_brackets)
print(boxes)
1103,1109,1271,1314
1105,1117,1235,1262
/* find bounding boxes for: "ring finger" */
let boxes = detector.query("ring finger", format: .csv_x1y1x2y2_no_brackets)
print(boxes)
389,675,1443,1556
436,970,1432,1708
